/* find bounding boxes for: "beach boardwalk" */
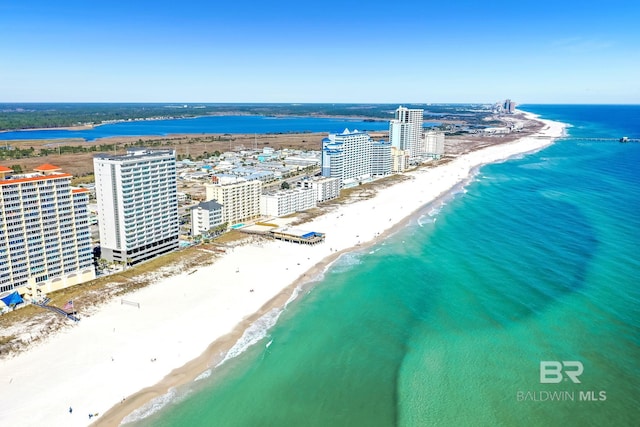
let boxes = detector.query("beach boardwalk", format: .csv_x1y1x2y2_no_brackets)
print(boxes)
270,228,325,245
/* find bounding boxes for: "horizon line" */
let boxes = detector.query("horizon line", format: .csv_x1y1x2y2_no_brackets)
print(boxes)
1,101,639,106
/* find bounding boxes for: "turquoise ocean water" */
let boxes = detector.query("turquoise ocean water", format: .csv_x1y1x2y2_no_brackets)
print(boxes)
129,105,639,427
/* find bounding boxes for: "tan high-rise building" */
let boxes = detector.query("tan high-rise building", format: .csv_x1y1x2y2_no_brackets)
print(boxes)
0,164,95,298
205,179,261,226
391,147,409,172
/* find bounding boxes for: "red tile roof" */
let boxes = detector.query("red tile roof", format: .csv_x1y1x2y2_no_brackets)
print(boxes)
0,173,72,186
0,166,13,173
72,188,90,194
33,164,62,171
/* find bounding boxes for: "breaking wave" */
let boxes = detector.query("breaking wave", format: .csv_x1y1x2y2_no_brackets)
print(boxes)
215,308,283,368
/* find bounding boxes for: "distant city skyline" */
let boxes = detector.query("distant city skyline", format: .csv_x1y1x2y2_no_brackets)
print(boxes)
1,1,638,104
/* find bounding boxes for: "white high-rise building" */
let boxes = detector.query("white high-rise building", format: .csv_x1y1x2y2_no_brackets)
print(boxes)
389,106,424,160
389,121,411,151
321,128,372,188
0,164,95,297
93,148,179,265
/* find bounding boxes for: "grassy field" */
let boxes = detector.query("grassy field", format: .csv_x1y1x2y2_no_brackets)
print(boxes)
2,132,388,177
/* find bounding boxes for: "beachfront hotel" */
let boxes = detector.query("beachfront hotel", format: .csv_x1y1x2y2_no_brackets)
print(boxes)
389,106,424,160
0,165,95,297
295,176,340,202
93,148,179,265
371,140,392,177
321,129,373,188
260,187,316,217
424,130,445,159
204,178,261,226
391,146,409,172
503,99,516,114
190,199,224,236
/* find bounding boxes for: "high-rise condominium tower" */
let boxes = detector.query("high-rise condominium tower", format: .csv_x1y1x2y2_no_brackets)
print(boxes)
0,164,94,296
93,148,179,265
321,129,373,188
389,106,424,159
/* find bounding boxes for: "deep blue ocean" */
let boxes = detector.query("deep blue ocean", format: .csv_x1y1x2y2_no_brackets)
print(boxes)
0,115,397,141
126,105,639,427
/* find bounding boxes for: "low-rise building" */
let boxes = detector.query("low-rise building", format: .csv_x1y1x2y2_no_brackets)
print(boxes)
296,176,340,202
260,188,316,217
191,200,224,236
284,154,321,168
177,192,189,203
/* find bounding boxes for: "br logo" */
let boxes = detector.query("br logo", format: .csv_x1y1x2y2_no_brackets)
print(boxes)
540,361,583,383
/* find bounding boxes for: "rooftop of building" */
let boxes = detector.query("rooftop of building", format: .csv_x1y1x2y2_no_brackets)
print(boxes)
336,128,369,135
194,199,223,211
94,147,175,161
296,175,337,182
0,164,73,186
33,163,62,172
263,187,312,196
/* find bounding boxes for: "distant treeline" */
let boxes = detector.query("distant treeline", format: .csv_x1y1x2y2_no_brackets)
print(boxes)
0,103,200,131
0,144,124,160
0,103,494,131
0,134,234,161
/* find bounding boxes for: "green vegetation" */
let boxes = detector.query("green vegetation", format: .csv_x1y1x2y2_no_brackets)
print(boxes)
0,102,496,131
71,174,95,186
0,143,117,160
212,229,247,244
0,134,234,162
0,147,36,160
0,103,202,131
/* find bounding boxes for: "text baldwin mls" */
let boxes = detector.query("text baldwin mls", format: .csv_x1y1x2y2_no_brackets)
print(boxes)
517,361,607,402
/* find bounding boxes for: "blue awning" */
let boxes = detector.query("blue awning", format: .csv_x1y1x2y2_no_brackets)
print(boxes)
1,291,24,307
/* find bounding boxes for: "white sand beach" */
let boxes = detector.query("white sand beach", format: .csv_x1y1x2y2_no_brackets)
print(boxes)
0,112,565,427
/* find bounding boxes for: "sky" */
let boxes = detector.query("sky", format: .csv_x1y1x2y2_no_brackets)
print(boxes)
1,0,639,104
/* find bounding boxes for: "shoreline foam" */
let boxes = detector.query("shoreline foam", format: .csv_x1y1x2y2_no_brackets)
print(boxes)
0,111,565,427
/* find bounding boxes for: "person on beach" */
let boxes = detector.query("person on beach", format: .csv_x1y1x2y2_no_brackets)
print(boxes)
69,407,72,414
